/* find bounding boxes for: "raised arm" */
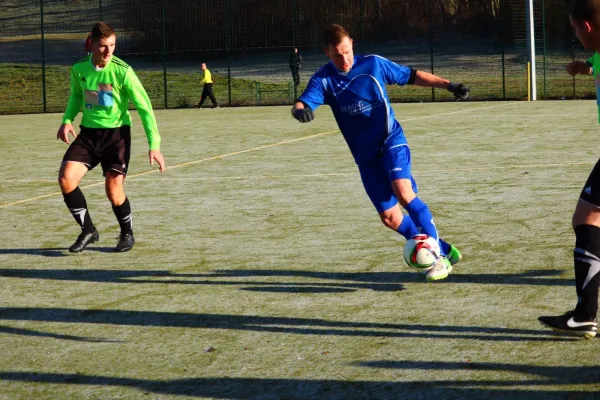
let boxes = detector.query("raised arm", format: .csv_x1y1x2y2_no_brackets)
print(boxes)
378,56,469,100
413,70,470,100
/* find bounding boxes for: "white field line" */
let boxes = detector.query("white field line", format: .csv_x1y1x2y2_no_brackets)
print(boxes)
1,102,520,208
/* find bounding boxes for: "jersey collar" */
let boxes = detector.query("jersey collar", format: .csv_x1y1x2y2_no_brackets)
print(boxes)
90,55,113,71
330,56,356,76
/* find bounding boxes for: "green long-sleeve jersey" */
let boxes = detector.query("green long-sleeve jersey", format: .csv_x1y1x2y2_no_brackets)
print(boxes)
62,55,161,150
591,53,600,124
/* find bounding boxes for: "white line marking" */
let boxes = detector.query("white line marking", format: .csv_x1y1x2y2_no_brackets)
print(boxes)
1,102,520,208
399,102,520,123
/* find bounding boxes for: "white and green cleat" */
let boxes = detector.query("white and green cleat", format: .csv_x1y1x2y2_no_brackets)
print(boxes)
425,256,453,282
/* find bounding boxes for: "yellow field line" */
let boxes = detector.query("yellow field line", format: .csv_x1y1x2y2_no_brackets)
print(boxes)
0,103,519,208
4,161,595,184
0,130,337,208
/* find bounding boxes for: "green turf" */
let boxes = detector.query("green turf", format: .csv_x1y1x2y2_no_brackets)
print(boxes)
1,101,600,399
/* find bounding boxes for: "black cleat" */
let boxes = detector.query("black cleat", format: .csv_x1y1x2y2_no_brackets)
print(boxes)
538,310,597,339
69,229,99,253
115,232,135,252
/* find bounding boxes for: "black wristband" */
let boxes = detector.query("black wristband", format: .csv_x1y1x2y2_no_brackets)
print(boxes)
407,68,417,85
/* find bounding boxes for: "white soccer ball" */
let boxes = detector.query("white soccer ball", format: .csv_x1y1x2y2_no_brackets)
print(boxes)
403,234,440,274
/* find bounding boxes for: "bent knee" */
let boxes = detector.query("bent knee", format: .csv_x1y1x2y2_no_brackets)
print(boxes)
58,174,77,193
573,199,600,229
379,213,402,230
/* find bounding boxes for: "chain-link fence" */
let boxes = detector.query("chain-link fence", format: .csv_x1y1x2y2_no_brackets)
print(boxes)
0,0,594,114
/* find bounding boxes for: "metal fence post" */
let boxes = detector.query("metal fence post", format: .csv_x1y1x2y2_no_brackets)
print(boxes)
162,0,168,109
292,0,298,47
572,35,577,99
542,0,547,99
99,0,103,20
501,0,506,100
40,0,47,113
429,0,435,101
226,0,232,106
358,0,365,42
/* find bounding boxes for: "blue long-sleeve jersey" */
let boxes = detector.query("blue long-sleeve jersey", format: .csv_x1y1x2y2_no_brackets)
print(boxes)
299,55,414,165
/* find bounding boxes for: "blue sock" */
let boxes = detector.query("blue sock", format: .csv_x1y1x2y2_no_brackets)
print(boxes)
405,197,444,254
396,214,418,240
438,238,451,255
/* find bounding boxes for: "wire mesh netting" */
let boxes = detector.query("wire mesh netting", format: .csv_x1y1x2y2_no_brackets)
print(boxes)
0,0,594,114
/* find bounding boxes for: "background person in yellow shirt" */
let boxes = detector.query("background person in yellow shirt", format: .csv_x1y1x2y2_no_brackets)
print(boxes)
197,63,219,109
57,21,165,254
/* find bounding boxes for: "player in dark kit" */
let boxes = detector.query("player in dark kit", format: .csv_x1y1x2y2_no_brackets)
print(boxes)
538,0,600,339
57,21,165,253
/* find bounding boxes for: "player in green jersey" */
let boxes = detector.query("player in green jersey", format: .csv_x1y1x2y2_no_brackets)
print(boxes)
57,21,165,253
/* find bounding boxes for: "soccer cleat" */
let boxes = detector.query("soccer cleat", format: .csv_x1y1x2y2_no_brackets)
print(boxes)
69,229,99,253
538,310,597,339
212,105,220,109
446,244,462,266
425,256,452,282
115,232,135,252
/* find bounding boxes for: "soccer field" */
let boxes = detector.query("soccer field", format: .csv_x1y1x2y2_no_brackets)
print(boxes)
1,101,600,399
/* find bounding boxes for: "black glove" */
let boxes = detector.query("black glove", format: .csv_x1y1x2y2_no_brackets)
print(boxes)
293,107,314,123
447,82,470,101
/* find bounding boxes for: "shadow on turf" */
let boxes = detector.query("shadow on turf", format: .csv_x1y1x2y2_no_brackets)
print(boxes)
0,247,116,257
357,360,600,387
0,307,574,342
0,268,405,292
0,366,598,398
195,269,571,287
0,325,121,343
0,268,571,293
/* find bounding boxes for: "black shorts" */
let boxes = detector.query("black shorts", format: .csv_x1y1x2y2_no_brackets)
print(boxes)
580,157,600,206
62,126,131,176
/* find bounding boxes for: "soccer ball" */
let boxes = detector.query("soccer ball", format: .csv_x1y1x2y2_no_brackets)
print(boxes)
403,234,440,274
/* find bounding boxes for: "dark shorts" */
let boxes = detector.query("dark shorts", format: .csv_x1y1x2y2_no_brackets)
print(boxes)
62,126,131,176
580,157,600,206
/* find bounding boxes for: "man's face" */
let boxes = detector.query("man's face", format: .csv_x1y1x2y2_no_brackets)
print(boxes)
201,63,207,70
325,36,354,72
570,15,596,51
91,34,116,66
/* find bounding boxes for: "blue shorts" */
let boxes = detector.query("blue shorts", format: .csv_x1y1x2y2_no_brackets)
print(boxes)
358,144,418,213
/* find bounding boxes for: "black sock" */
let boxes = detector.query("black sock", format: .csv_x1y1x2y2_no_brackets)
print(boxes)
573,224,600,321
112,197,133,234
63,187,95,233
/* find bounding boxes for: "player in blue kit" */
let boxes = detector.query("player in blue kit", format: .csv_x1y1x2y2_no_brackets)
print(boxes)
291,24,469,281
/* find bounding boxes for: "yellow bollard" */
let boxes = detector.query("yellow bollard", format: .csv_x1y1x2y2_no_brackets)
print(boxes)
527,62,531,101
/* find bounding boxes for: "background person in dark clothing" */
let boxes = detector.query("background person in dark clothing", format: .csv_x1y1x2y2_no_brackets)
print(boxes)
289,48,302,87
